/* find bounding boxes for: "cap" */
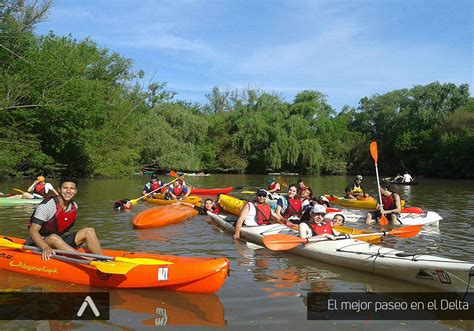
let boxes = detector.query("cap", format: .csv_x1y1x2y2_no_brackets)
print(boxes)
151,174,158,179
256,189,267,197
37,176,45,182
356,175,363,180
311,204,327,214
267,177,275,184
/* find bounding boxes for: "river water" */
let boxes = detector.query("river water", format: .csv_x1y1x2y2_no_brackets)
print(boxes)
0,175,473,330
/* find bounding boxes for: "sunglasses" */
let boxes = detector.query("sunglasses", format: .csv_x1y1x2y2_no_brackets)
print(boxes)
257,193,267,197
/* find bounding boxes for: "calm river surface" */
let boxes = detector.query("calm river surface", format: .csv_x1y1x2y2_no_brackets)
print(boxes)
0,175,473,330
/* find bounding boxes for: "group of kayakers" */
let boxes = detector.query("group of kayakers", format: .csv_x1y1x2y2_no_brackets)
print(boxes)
142,174,191,200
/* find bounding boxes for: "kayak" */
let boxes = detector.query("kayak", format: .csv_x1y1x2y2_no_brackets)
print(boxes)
325,195,406,210
133,205,199,229
0,235,229,293
144,195,202,207
238,224,474,292
190,187,235,195
207,213,383,244
325,209,442,226
0,197,41,206
217,194,245,215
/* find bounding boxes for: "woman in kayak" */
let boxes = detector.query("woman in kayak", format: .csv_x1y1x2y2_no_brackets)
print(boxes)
26,178,103,261
299,205,346,240
365,183,402,225
21,176,59,199
344,175,370,200
233,189,281,240
275,185,303,226
330,214,345,226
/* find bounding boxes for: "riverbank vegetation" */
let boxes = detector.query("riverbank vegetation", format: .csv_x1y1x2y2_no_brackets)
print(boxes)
1,1,472,178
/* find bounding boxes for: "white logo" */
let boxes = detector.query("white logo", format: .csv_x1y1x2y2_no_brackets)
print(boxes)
158,267,168,281
77,296,100,317
155,307,168,326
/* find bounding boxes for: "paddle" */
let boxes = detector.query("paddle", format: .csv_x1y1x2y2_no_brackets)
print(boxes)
370,141,389,226
13,188,26,194
130,172,184,205
262,225,422,251
0,238,173,266
241,191,256,194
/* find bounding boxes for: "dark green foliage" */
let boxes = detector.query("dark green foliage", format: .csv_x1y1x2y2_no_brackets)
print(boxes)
0,2,472,178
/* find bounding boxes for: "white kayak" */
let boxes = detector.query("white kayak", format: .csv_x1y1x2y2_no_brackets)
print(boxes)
207,212,473,293
325,210,442,226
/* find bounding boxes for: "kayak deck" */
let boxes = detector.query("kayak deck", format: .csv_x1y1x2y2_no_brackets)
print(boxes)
0,236,229,293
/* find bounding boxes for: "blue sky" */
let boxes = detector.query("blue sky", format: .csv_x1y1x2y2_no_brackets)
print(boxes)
35,0,472,111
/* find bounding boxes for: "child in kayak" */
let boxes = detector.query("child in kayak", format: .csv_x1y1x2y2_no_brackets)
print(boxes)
299,205,346,240
26,178,103,261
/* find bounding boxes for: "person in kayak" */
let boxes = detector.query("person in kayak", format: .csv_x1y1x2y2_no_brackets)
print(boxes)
233,189,281,240
365,183,402,225
330,214,345,226
21,176,59,199
275,184,303,226
299,186,313,210
344,175,370,200
166,178,191,200
402,173,414,183
142,174,165,197
180,198,223,215
296,179,307,195
26,178,103,261
267,177,281,196
299,205,346,240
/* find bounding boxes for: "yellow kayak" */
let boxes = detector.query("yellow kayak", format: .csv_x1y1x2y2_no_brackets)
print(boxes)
217,194,245,216
144,194,202,207
325,195,405,210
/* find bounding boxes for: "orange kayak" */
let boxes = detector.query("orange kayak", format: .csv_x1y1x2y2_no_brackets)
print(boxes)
144,194,202,207
133,205,199,229
0,235,229,293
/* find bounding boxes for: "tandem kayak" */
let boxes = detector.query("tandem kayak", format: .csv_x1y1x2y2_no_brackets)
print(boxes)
133,205,199,229
0,197,41,206
234,223,473,292
190,187,237,195
325,195,406,210
325,209,442,226
144,195,202,207
0,235,229,293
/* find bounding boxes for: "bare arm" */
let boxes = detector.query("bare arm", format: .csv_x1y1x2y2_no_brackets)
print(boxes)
27,181,38,193
233,203,250,240
29,224,55,260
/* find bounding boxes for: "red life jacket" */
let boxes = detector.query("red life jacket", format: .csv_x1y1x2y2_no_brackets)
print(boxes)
382,193,397,210
211,205,222,214
268,182,280,193
150,181,167,193
31,196,77,236
282,197,302,219
172,185,183,196
254,203,272,225
309,221,333,236
33,182,46,197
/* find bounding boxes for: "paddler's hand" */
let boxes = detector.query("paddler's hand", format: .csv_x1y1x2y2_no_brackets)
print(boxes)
233,232,240,240
324,234,336,240
41,247,55,261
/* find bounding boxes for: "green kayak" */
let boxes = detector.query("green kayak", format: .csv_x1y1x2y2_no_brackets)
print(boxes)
0,197,42,206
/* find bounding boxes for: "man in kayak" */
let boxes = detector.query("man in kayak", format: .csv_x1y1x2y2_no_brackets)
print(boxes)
142,174,165,197
275,184,303,226
299,205,346,240
365,183,402,225
344,175,370,200
267,177,281,196
166,178,191,200
26,178,103,261
402,173,414,183
233,189,281,240
21,176,59,199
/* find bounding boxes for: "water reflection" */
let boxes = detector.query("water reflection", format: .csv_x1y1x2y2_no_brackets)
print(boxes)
0,270,226,328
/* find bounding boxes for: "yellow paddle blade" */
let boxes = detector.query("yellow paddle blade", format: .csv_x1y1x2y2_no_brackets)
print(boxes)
0,238,23,250
241,191,256,194
13,188,26,194
130,198,139,205
115,257,173,265
89,260,138,274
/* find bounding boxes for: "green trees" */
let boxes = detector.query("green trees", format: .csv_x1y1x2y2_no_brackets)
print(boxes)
0,1,472,178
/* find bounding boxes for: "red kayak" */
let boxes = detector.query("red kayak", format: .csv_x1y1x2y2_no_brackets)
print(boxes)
190,186,241,195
